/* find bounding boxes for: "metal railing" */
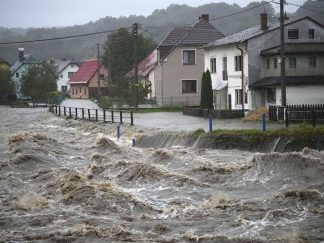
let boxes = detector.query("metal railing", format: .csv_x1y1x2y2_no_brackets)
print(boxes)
50,105,134,125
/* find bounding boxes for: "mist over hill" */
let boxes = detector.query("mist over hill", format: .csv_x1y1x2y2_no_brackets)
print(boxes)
0,0,323,64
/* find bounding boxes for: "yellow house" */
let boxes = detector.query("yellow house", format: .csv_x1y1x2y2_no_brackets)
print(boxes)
0,57,11,70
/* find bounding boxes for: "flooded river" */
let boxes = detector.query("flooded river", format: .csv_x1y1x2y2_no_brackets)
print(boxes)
0,106,323,242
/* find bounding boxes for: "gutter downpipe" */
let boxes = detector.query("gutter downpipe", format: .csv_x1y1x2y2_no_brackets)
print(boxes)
236,42,245,114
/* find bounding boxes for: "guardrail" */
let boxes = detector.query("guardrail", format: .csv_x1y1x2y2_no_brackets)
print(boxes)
49,105,134,125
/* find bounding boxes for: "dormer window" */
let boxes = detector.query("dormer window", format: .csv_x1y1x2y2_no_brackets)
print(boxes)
288,29,299,39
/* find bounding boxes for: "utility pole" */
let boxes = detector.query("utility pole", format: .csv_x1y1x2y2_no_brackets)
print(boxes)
96,43,101,97
132,22,139,109
280,0,286,106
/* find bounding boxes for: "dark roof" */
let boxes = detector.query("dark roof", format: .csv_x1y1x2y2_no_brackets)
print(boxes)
159,17,224,60
250,76,324,88
260,42,324,55
69,59,98,84
205,16,323,48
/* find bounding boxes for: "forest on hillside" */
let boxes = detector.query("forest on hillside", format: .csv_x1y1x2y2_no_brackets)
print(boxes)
0,0,323,64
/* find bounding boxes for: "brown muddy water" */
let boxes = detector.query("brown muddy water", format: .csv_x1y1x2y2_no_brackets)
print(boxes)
0,106,323,242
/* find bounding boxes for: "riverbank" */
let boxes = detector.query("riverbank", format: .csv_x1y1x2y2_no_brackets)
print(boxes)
137,124,324,152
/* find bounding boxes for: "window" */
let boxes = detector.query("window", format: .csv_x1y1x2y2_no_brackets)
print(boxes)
234,55,242,71
235,89,242,105
244,92,248,104
60,74,63,78
182,50,195,65
308,29,315,39
79,87,81,94
289,57,296,68
266,58,270,69
100,74,105,80
68,72,75,78
182,80,197,93
222,57,228,80
210,58,216,73
288,29,299,39
84,88,87,95
72,88,74,95
274,58,278,69
308,57,316,68
16,72,19,78
61,86,67,92
71,64,75,68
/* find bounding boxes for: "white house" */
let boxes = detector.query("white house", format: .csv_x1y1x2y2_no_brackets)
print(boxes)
50,60,79,93
204,14,324,110
204,40,249,111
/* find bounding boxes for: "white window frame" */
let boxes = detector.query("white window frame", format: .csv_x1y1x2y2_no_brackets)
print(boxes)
182,49,196,65
181,79,198,94
234,55,242,72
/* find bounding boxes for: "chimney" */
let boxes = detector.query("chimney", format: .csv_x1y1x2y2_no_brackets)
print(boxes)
260,12,268,30
199,14,209,22
18,48,24,62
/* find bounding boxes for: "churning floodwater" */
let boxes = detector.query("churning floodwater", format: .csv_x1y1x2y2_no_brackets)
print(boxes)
0,106,323,242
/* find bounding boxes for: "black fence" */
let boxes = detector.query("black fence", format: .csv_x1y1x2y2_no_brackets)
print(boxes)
50,105,134,125
269,104,324,126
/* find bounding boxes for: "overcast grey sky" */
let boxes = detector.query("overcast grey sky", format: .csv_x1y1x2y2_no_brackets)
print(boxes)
1,0,307,28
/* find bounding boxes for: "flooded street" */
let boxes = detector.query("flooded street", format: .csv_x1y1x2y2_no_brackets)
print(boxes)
0,106,323,242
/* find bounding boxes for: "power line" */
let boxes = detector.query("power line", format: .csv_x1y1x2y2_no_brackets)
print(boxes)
0,27,130,45
285,1,324,15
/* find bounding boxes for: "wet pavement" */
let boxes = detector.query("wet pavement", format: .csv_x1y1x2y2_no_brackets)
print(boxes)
59,99,285,132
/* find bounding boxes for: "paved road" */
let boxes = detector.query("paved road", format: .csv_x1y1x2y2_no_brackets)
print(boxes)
59,99,285,132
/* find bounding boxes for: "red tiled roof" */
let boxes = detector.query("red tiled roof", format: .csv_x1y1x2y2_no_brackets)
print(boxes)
69,59,99,84
127,50,157,77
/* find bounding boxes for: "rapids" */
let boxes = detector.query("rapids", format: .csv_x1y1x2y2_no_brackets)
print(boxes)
0,106,323,242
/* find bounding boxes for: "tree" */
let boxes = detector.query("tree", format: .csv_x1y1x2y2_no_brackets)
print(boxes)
21,63,57,100
200,69,213,110
102,28,156,84
0,68,14,97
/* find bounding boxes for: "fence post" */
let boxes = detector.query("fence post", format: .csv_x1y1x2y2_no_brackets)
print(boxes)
95,109,98,122
88,109,91,121
285,108,289,128
58,106,61,116
130,111,134,126
103,110,106,123
209,111,213,132
111,110,114,123
69,107,72,118
82,108,85,119
262,112,266,131
117,125,120,139
120,111,123,124
75,108,78,120
64,107,66,116
312,109,316,127
55,105,57,114
132,138,136,147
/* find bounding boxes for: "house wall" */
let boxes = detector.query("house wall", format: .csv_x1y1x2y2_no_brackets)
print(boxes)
278,85,324,105
263,54,324,77
57,64,79,92
204,43,250,110
70,66,108,99
0,62,10,70
148,69,155,99
157,46,205,105
11,63,39,98
248,18,324,85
